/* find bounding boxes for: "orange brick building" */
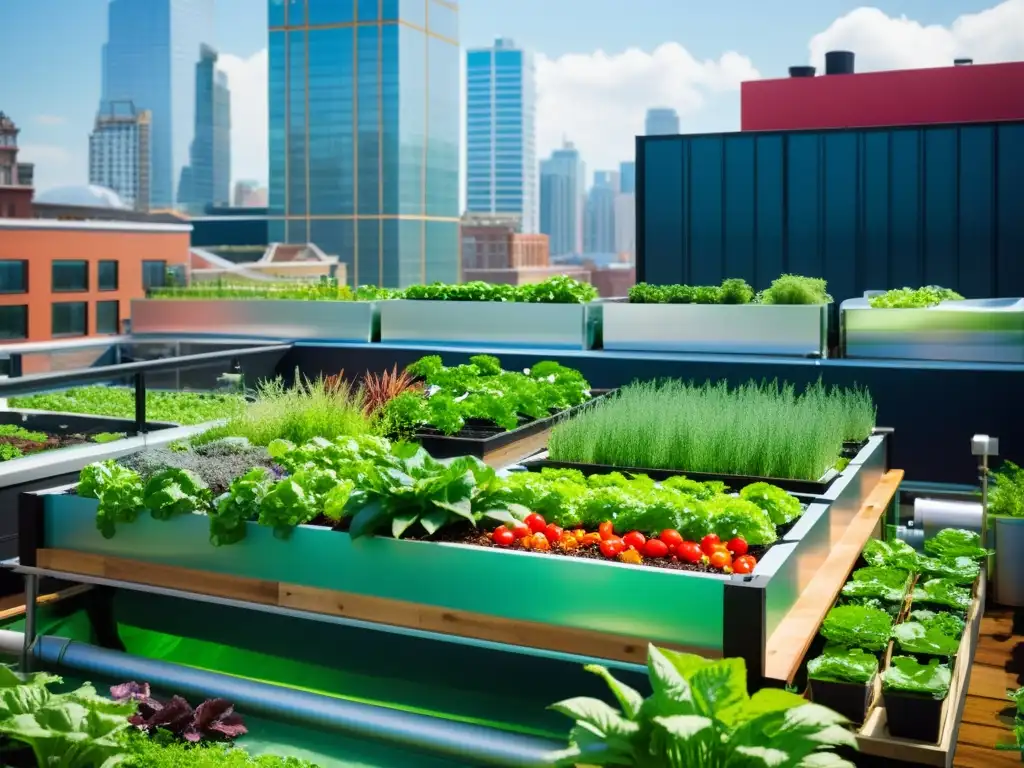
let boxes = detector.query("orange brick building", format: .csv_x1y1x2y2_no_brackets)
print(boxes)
0,218,191,343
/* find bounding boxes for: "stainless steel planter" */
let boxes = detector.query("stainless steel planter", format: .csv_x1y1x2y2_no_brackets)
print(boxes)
131,299,380,342
993,516,1024,607
602,302,828,357
379,300,602,350
841,295,1024,363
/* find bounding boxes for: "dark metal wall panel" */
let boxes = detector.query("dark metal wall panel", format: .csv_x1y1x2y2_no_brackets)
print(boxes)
636,120,1024,298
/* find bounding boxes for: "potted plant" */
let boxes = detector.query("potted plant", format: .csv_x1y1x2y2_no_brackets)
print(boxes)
911,578,972,615
808,644,879,724
819,604,893,653
882,656,952,742
840,566,911,611
891,620,961,665
987,461,1024,607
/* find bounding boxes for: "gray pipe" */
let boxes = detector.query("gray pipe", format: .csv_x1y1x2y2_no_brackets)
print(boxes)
31,635,562,768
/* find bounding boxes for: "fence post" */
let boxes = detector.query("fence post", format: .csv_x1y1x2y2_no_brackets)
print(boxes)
134,371,147,435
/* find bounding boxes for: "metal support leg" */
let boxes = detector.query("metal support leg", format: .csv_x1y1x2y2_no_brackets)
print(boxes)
133,371,147,436
22,574,38,672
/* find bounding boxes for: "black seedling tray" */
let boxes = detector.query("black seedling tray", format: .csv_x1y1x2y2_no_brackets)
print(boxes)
415,390,612,460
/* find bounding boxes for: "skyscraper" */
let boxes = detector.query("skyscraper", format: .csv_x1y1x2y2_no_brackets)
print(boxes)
645,107,680,136
584,171,618,255
88,101,152,211
268,0,461,287
100,0,215,209
539,141,584,257
465,37,538,234
178,45,231,212
619,161,636,194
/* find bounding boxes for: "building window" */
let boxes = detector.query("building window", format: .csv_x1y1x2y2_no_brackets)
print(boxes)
98,260,119,291
96,300,120,334
142,260,167,290
52,260,89,292
52,302,87,337
0,260,27,293
0,305,27,340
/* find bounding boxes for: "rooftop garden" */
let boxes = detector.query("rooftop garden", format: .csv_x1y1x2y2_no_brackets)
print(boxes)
868,285,964,309
9,387,246,426
628,274,831,305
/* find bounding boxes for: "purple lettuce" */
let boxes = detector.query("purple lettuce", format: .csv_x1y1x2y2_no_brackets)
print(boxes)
110,682,248,743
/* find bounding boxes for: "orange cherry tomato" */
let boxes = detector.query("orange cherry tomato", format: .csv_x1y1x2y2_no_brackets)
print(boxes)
598,521,615,540
709,550,732,570
733,555,757,574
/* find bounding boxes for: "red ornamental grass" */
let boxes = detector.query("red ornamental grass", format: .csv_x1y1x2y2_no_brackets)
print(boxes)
361,365,421,415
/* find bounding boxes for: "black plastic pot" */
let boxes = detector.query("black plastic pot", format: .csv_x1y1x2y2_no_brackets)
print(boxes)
810,676,874,724
883,689,946,742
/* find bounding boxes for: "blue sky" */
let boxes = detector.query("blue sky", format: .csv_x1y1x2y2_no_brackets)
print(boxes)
1,0,1013,193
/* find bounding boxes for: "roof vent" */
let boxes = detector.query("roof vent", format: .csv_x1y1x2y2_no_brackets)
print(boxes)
954,58,973,66
825,50,855,75
789,65,816,78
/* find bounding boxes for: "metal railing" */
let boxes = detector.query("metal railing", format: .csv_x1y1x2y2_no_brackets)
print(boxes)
0,343,292,434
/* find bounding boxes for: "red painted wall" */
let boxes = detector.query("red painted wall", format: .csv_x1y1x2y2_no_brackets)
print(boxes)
741,61,1024,131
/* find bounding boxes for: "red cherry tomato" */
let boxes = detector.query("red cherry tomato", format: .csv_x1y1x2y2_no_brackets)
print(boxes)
598,521,615,540
709,550,732,570
677,541,703,564
510,521,531,539
492,526,515,547
726,537,749,556
700,534,721,556
524,513,547,534
660,529,684,548
531,532,551,551
599,536,625,558
544,523,564,543
733,555,757,574
622,531,646,551
642,538,670,558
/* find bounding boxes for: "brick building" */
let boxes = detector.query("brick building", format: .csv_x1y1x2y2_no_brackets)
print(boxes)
0,113,34,219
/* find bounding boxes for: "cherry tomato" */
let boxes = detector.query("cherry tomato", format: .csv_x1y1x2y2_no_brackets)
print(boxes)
660,529,684,548
677,541,703,564
599,537,625,558
726,537,749,556
642,538,670,558
510,521,531,539
623,531,646,551
733,555,757,574
492,526,515,547
700,534,721,555
580,532,603,546
544,523,564,543
531,532,551,551
598,521,616,540
560,535,579,551
712,543,730,556
618,548,643,565
525,513,547,534
709,550,732,570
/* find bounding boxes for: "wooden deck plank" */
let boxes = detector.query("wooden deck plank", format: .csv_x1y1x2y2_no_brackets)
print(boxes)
953,743,1022,768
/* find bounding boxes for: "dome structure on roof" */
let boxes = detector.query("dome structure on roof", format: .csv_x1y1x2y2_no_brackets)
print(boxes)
35,184,129,209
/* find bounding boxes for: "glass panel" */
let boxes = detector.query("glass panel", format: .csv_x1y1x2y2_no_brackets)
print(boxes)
310,220,355,285
425,220,458,283
0,260,27,293
142,260,167,290
308,27,355,216
398,218,422,287
359,219,382,286
308,0,354,24
268,0,286,26
359,0,380,21
268,219,286,243
397,24,425,216
287,30,308,216
286,218,309,244
426,36,459,218
98,260,119,291
427,1,456,39
0,305,27,340
52,260,88,292
380,23,399,216
269,32,287,216
96,300,120,334
52,302,87,337
356,24,380,215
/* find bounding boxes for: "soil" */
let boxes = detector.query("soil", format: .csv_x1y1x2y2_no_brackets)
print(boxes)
0,432,91,459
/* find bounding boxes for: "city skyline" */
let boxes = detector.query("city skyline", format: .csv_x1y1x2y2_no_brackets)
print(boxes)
2,0,1022,196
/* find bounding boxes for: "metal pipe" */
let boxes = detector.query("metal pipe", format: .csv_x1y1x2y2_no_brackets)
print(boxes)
30,636,561,768
22,575,37,672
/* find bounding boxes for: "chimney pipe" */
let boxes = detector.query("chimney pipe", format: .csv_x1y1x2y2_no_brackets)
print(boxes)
825,50,855,75
788,65,816,78
954,58,973,66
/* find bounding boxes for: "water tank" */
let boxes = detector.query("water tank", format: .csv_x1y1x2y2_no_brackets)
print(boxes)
825,50,855,75
789,65,816,78
954,58,974,66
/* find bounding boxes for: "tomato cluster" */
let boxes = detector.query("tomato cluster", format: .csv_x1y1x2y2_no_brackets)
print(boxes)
488,514,758,574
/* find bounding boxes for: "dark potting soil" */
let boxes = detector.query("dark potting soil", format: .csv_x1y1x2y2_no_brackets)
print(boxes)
0,432,91,460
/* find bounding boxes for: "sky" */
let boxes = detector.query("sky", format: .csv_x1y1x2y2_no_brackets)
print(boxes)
3,0,1023,197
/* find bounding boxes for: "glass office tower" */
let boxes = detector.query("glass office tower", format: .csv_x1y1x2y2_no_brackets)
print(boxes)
268,0,461,287
101,0,215,210
179,44,232,212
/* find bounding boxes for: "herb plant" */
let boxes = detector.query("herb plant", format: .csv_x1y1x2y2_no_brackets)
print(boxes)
908,609,965,640
10,387,246,425
988,461,1024,518
122,731,322,768
882,657,952,698
150,276,396,301
819,604,893,652
756,274,831,305
402,275,597,303
549,644,856,767
807,645,879,684
868,286,964,309
627,274,831,306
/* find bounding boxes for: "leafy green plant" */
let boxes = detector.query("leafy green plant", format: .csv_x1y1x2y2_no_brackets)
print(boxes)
756,274,832,305
737,483,802,526
0,424,48,442
807,645,878,684
122,730,322,768
819,604,893,652
892,622,961,657
861,538,921,572
92,432,127,444
988,461,1024,518
403,275,597,303
142,468,211,520
549,644,856,767
10,387,246,425
912,578,972,611
548,378,875,482
882,657,952,698
868,286,964,309
840,567,911,603
0,443,24,461
914,555,980,585
79,460,146,538
923,528,991,561
150,276,395,302
909,609,965,640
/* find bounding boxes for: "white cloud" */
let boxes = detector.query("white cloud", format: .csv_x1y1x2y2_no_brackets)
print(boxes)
17,144,80,193
219,49,268,188
808,0,1024,72
535,44,759,173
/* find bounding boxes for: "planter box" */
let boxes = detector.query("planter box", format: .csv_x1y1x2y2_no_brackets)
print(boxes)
130,299,380,343
994,516,1024,607
415,391,611,466
841,295,1024,363
810,677,874,725
379,300,602,350
20,488,833,679
603,302,829,357
883,689,946,743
